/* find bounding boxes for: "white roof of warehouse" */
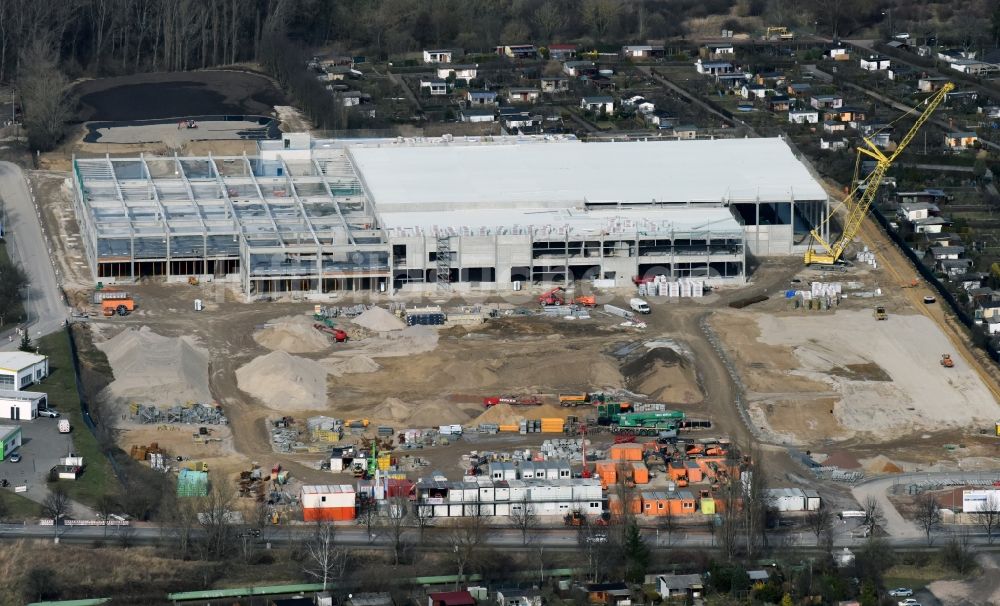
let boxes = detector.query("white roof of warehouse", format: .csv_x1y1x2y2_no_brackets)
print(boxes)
0,352,46,372
348,137,828,212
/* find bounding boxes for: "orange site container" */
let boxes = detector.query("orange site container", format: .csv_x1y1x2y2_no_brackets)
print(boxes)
609,444,644,461
594,461,618,489
303,506,355,522
631,462,649,485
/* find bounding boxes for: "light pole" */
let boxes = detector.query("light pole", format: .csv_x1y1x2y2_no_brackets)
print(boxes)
882,9,893,38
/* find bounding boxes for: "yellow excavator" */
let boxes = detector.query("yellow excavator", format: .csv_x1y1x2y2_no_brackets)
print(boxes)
804,82,955,266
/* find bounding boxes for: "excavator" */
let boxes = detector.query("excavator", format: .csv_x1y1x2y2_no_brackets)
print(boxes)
804,82,955,267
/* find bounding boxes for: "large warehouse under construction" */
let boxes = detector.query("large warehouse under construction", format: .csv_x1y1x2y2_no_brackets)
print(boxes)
72,133,829,298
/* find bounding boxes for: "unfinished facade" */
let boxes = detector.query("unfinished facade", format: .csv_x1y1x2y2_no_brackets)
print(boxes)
72,134,828,298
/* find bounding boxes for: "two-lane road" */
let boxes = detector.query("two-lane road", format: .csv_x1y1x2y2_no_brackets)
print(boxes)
0,161,68,349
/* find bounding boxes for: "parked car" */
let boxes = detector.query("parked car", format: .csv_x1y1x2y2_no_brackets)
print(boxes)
585,533,608,544
888,589,914,597
8,452,21,463
923,295,936,304
37,409,60,418
897,599,920,606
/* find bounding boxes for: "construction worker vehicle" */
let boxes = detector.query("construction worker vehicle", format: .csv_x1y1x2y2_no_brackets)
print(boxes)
539,287,566,306
483,395,543,407
874,306,887,320
559,393,591,407
574,295,596,307
940,354,954,368
804,82,954,267
314,324,348,342
100,294,135,317
765,26,794,40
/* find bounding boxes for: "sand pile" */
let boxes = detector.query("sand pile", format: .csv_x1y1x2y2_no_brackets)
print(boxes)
98,327,211,406
520,403,570,420
371,397,411,422
236,351,329,411
352,306,405,332
473,403,525,425
329,325,439,358
325,355,381,376
254,315,331,353
622,346,702,402
407,402,474,428
862,454,903,474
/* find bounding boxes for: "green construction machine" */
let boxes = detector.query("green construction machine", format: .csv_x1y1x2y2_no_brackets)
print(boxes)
596,403,687,436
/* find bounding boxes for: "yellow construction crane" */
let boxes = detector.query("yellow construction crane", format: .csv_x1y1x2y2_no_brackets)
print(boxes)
804,82,955,266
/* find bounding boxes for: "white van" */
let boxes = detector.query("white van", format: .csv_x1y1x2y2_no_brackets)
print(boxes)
629,298,651,314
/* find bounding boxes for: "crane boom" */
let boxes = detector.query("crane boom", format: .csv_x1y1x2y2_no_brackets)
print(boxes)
804,82,955,266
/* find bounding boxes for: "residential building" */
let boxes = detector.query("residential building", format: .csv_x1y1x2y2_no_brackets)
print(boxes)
581,96,614,113
497,45,537,59
958,273,987,291
621,45,664,58
823,120,846,133
460,108,495,123
498,108,542,132
645,111,675,128
938,48,976,63
695,59,733,75
788,109,819,124
949,59,997,76
787,82,812,96
939,258,973,276
540,77,569,93
496,589,542,606
767,95,791,111
766,487,821,511
704,43,735,57
506,88,540,104
986,315,1000,335
467,90,498,106
913,216,950,233
977,300,1000,323
437,64,478,81
945,132,978,150
0,389,47,421
748,570,771,584
918,76,951,93
0,352,49,391
929,245,965,261
419,80,448,96
755,71,785,86
887,65,915,81
820,138,849,151
897,189,948,205
580,583,631,606
547,44,577,61
656,574,705,600
428,592,476,606
897,202,939,221
810,95,844,109
715,72,750,88
423,49,453,64
740,83,767,100
673,125,698,140
827,46,850,60
656,574,704,600
563,60,596,77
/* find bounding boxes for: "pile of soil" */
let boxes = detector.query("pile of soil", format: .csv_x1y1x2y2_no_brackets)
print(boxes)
253,315,331,353
325,355,381,376
473,402,523,425
862,454,903,474
235,351,329,411
328,325,439,358
97,327,211,406
621,346,702,402
823,450,862,469
352,307,405,332
371,397,411,423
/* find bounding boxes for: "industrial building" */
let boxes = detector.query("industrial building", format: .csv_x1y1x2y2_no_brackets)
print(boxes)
0,352,49,391
71,134,829,299
413,476,604,517
301,484,357,521
0,389,48,420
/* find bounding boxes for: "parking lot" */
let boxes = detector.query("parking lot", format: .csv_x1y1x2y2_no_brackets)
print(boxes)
1,414,75,506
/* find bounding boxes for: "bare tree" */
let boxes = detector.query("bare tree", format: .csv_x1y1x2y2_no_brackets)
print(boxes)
508,495,538,546
914,492,942,546
357,497,379,543
942,529,976,574
116,522,136,549
658,507,677,547
302,522,349,591
380,496,411,566
806,506,833,546
442,514,490,587
95,492,119,538
198,481,237,560
576,517,614,583
862,495,885,538
41,488,71,537
413,502,434,539
742,453,771,559
974,492,1000,545
534,1,567,42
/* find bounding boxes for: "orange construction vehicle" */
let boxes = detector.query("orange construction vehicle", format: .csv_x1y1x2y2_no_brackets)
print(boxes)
539,287,566,306
574,295,596,307
314,324,348,342
101,296,134,317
